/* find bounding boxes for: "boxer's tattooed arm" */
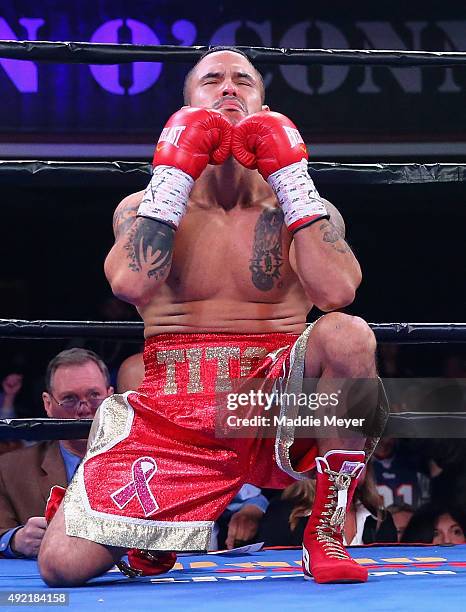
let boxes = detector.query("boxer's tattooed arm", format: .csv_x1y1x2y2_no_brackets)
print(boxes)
250,209,284,291
124,218,174,279
113,201,140,238
319,220,351,254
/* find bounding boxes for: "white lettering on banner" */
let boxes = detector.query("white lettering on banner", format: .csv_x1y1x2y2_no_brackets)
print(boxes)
1,17,466,96
158,126,187,147
278,20,466,96
209,20,274,87
356,22,425,93
147,569,456,584
279,21,350,95
437,21,464,93
283,126,304,148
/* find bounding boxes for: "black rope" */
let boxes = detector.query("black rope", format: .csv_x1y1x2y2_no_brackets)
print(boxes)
1,161,465,188
1,41,466,66
384,413,466,438
2,414,465,441
369,323,466,343
0,320,144,340
0,320,465,343
0,419,92,441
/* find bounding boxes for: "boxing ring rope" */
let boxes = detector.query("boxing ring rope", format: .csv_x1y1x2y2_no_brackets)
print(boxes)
0,319,465,343
1,161,466,188
2,41,466,66
2,411,466,441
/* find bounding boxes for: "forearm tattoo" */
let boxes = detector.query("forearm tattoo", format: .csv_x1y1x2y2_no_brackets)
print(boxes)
250,209,284,291
319,221,351,254
124,217,174,279
113,202,140,238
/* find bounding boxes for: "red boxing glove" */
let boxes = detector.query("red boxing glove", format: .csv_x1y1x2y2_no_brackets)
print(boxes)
138,107,232,229
45,485,66,524
153,107,232,179
232,111,329,234
231,110,308,178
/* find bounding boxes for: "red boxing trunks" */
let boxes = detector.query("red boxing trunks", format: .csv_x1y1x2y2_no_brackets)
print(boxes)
64,328,317,551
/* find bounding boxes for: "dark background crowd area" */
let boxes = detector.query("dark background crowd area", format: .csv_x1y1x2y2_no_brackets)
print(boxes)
1,335,465,418
1,179,465,324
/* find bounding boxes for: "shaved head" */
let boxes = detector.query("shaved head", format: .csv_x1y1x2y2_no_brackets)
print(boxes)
183,46,265,105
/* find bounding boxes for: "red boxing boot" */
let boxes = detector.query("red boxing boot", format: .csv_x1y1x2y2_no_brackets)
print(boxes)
117,550,177,578
302,450,367,584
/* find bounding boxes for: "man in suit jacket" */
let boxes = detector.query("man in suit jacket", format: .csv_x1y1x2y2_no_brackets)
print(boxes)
0,348,113,558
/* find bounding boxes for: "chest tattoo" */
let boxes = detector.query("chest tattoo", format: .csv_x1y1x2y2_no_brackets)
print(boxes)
250,209,284,291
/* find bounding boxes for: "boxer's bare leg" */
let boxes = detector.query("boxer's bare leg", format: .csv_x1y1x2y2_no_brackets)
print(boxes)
304,311,377,454
298,312,377,583
39,503,125,587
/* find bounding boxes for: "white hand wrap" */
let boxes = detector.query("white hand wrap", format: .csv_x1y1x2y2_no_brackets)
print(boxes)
137,165,194,229
267,159,329,233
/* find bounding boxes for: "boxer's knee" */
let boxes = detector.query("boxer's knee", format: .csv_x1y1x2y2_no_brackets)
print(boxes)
39,539,120,587
38,511,117,586
312,312,376,351
39,545,87,587
310,313,376,374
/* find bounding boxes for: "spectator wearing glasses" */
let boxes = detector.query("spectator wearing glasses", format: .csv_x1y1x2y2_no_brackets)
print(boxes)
0,348,112,558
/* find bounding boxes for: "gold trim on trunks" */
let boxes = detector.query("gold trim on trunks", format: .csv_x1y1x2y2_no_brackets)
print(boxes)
275,324,314,480
274,324,389,480
65,468,213,550
64,392,213,551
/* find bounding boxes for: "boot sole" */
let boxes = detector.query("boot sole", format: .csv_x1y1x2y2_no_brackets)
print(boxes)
303,571,368,584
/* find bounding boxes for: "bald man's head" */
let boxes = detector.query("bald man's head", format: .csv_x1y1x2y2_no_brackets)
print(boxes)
117,353,144,393
183,46,265,105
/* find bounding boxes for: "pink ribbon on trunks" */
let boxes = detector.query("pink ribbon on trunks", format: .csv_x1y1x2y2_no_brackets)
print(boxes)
111,456,159,517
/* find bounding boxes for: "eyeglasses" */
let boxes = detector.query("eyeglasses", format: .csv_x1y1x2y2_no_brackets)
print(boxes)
49,392,105,412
